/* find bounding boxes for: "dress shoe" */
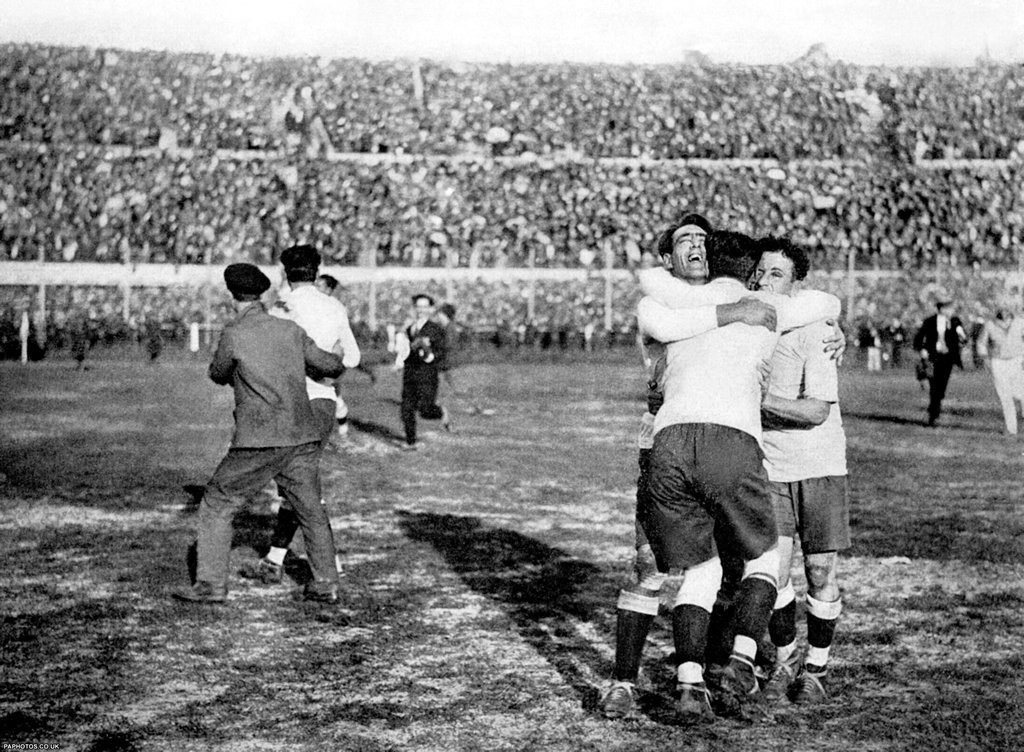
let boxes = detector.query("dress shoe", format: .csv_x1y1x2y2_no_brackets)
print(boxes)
301,584,338,604
171,581,227,603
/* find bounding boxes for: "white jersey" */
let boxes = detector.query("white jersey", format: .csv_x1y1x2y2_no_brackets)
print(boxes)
637,269,841,445
761,320,848,481
271,284,361,402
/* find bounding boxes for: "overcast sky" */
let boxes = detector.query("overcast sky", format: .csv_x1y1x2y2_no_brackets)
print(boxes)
2,0,1022,66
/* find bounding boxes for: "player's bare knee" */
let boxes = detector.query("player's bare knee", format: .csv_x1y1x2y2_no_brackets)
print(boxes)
633,543,660,582
776,536,795,589
804,552,839,599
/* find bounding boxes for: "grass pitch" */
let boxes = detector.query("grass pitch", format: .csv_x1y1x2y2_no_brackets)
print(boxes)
2,354,1023,751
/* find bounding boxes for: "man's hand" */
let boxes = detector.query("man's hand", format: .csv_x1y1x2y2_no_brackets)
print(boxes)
823,319,847,364
717,297,778,331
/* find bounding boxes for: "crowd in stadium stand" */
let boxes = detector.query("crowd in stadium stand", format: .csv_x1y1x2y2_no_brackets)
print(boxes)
1,44,1023,359
2,146,1022,271
2,44,1022,160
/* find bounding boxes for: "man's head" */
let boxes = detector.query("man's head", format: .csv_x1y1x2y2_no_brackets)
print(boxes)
437,302,456,325
315,274,339,296
280,244,321,285
934,291,954,315
224,263,271,303
753,236,810,296
657,213,712,282
705,230,760,283
411,293,435,321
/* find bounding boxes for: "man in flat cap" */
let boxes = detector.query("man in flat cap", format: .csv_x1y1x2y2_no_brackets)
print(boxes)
173,262,346,604
913,292,968,426
237,245,361,585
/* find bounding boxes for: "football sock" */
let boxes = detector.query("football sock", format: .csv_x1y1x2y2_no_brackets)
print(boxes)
672,604,711,675
677,661,704,685
806,593,842,662
612,609,655,682
705,601,734,667
733,634,758,663
776,640,799,665
732,577,778,654
805,648,830,670
265,547,288,567
769,601,798,651
270,507,301,551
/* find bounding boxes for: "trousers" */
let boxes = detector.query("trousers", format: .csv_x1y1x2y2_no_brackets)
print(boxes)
197,442,339,590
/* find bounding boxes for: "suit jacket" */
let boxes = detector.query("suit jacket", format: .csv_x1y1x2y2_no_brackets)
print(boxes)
913,313,966,368
404,319,448,372
209,303,346,448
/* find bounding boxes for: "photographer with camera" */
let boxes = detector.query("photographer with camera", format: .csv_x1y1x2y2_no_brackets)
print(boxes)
399,294,452,450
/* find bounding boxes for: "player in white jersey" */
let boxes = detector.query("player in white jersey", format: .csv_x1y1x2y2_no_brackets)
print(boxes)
601,214,781,720
751,237,850,706
315,273,373,437
240,245,361,584
636,231,841,720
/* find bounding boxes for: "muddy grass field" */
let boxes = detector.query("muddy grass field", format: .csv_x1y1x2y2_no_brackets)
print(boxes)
2,354,1024,751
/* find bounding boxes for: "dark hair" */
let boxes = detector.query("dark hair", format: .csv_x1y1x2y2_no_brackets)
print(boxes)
412,293,435,306
656,212,713,258
317,274,339,292
706,230,760,282
280,244,320,283
755,236,810,281
438,303,456,319
285,266,318,284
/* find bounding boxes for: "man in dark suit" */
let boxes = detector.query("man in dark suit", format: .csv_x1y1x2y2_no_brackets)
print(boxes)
913,293,968,426
172,263,346,604
400,293,451,450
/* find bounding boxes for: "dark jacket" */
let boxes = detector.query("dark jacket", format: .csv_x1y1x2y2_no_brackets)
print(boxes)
913,313,967,368
404,319,448,372
209,303,345,448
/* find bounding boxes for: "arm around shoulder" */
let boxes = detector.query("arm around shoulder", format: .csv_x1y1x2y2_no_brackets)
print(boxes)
637,297,719,343
302,332,346,380
772,289,842,331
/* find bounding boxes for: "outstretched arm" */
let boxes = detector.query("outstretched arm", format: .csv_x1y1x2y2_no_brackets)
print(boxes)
771,290,842,332
639,267,839,331
638,296,778,343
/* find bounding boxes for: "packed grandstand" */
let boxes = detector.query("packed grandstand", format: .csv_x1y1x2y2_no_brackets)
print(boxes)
0,43,1022,357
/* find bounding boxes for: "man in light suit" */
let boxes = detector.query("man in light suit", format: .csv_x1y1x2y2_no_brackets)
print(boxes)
913,293,968,427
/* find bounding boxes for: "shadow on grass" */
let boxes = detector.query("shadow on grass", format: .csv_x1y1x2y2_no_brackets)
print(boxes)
0,431,195,510
842,410,928,426
849,511,1024,563
348,417,405,444
395,510,617,709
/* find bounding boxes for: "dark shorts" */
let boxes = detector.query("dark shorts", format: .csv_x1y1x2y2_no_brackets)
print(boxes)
640,423,777,572
770,476,851,554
